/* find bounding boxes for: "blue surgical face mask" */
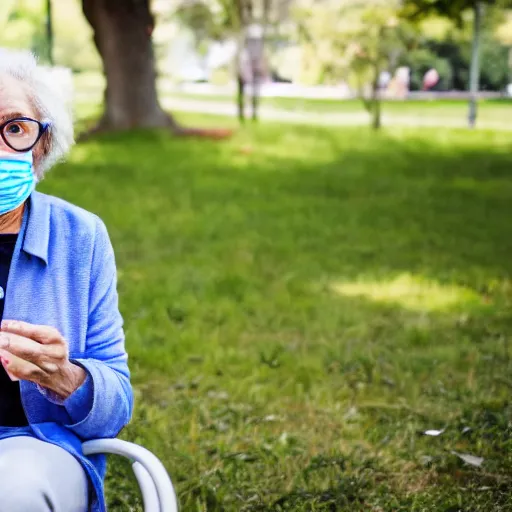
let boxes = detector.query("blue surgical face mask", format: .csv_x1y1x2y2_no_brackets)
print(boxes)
0,151,35,215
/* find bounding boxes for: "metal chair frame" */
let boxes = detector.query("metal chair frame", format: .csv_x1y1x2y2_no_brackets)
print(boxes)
82,439,178,512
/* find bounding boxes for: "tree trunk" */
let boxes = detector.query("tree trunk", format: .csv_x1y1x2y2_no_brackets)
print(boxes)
237,75,245,122
235,0,250,123
508,47,512,85
251,76,260,121
253,0,271,122
46,0,54,66
468,1,482,129
371,63,382,130
371,97,381,130
82,0,179,132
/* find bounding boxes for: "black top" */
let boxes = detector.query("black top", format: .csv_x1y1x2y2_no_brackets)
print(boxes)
0,234,28,426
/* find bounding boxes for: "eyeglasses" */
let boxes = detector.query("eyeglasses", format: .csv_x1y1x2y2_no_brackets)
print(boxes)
0,117,50,153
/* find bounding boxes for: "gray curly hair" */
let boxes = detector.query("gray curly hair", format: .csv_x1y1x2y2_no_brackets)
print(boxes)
0,48,74,179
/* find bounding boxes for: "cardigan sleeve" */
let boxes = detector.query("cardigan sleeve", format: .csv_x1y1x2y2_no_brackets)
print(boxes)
63,217,133,439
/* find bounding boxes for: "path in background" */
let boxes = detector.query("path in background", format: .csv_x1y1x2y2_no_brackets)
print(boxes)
73,73,512,130
73,72,511,130
161,96,512,130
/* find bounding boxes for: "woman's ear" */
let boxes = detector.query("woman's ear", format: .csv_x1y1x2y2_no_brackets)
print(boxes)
33,130,51,178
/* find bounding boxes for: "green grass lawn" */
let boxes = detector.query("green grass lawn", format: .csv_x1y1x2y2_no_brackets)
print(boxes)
42,115,512,511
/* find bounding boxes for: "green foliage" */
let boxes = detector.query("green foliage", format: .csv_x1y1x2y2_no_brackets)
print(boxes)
52,0,101,72
294,0,407,85
421,36,510,90
0,0,101,72
464,35,510,89
44,112,512,510
399,0,512,92
399,34,509,91
293,0,414,128
0,0,47,57
402,0,512,26
174,0,238,42
399,47,453,89
0,0,17,30
495,11,512,44
290,0,511,92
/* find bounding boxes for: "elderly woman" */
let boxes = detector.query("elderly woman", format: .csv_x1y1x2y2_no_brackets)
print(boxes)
0,49,132,511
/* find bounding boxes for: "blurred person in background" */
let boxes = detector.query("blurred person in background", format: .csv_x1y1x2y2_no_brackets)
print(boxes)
0,48,132,512
423,68,440,91
237,23,268,122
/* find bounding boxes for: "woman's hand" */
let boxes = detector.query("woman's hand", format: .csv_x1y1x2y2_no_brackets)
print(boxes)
0,320,86,399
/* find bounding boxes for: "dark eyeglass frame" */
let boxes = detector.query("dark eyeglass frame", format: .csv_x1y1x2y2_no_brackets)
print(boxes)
0,117,50,153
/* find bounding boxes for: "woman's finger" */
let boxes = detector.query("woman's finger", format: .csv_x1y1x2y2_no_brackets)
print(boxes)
0,332,65,366
0,348,48,385
0,352,19,381
1,320,63,345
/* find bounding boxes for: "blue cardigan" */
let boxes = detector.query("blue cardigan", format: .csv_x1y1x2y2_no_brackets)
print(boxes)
4,191,133,512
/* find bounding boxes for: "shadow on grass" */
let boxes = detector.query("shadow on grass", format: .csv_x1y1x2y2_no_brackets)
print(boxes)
56,123,512,285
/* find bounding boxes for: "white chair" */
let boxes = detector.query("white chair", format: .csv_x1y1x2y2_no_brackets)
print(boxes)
82,439,179,512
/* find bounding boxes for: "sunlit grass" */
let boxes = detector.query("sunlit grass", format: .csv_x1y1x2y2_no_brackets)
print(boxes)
332,273,483,312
